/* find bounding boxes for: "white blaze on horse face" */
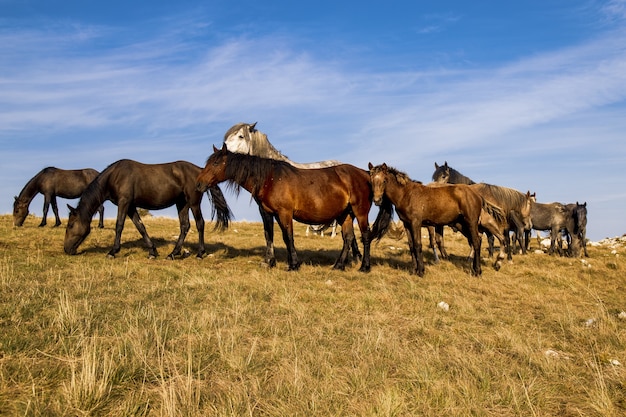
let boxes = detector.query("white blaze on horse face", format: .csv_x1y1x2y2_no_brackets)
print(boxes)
371,171,386,206
224,127,251,154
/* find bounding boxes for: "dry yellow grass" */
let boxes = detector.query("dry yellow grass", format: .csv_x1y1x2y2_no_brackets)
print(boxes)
0,214,624,416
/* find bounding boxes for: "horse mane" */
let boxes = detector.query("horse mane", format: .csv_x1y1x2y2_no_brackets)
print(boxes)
17,167,57,201
219,149,298,195
75,163,113,220
375,165,421,186
225,122,292,162
473,183,526,208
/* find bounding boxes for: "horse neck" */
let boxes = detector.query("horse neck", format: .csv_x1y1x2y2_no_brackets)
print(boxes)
452,171,475,184
249,130,342,168
17,170,46,203
382,175,412,205
250,133,290,162
224,154,278,196
76,171,107,220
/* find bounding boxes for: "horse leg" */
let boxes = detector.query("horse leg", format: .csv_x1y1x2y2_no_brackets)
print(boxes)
356,217,371,273
39,195,50,227
190,204,206,258
259,207,276,267
434,225,448,260
471,227,482,276
51,196,62,227
167,202,191,260
349,218,362,262
487,234,495,257
407,222,425,276
465,222,482,276
548,227,557,255
97,204,105,228
504,228,513,261
427,226,439,263
479,218,506,271
277,215,300,271
127,206,158,259
334,216,354,270
108,203,128,258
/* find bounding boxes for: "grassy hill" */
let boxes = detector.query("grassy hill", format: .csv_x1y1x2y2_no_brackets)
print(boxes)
0,214,624,416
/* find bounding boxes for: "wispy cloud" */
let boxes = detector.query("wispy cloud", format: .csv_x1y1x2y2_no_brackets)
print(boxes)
2,7,626,238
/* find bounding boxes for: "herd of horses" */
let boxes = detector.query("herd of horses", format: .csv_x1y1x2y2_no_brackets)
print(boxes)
12,122,588,277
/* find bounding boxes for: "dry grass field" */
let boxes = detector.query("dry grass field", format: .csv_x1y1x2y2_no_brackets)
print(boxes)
0,213,624,416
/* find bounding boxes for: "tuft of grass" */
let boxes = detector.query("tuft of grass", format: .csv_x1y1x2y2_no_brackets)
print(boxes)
0,214,624,416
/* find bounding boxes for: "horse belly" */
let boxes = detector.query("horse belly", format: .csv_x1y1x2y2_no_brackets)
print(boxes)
292,191,348,224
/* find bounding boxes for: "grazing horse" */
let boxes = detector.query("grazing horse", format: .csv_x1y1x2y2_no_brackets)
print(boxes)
64,160,231,259
432,161,534,259
196,145,393,271
369,163,505,276
13,167,104,228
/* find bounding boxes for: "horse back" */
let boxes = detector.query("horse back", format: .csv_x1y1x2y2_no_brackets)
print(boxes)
407,182,482,223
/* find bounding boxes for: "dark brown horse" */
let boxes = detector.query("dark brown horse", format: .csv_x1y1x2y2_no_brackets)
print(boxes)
369,163,504,276
196,145,393,271
13,167,104,228
64,160,231,259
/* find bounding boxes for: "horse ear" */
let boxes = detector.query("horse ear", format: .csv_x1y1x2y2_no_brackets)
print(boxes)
381,163,388,171
368,162,374,170
444,161,449,168
249,122,257,131
221,143,227,151
14,196,18,201
67,204,76,215
213,144,219,152
434,162,439,169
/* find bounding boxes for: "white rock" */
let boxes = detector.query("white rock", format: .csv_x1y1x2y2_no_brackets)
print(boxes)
437,301,449,311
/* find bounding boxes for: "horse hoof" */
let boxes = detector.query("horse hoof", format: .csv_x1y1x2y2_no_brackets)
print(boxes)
166,254,175,260
359,266,371,273
106,254,115,259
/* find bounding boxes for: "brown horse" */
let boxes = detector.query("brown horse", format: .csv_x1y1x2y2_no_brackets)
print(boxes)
64,160,231,259
196,145,393,271
13,167,104,228
432,161,534,259
369,163,506,276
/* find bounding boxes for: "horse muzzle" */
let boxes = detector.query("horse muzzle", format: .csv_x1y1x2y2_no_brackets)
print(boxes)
196,182,208,192
373,197,383,206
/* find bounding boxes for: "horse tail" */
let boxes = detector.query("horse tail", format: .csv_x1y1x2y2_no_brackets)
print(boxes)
369,195,394,242
482,198,506,224
206,185,232,231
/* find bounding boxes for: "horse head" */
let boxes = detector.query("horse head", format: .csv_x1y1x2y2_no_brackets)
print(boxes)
522,191,535,230
368,162,389,206
223,122,255,154
64,204,91,255
197,144,229,192
432,161,451,183
12,196,29,226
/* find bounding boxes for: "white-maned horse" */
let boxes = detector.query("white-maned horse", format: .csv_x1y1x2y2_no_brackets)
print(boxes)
222,123,361,258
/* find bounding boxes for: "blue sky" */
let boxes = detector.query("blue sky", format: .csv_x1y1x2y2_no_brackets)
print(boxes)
2,0,626,241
